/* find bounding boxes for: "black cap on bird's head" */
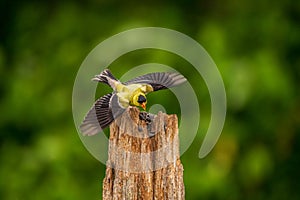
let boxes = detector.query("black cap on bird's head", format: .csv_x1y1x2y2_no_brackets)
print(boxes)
137,94,147,110
137,95,146,103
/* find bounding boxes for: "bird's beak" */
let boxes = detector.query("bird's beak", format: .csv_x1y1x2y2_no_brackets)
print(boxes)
141,102,146,110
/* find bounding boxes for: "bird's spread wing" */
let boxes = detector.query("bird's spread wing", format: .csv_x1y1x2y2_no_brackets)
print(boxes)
80,93,126,136
124,72,186,91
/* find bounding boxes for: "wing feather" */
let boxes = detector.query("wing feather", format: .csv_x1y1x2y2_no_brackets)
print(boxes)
79,93,125,136
124,72,186,91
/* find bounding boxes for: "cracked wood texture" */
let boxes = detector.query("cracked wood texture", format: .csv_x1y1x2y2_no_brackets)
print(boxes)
103,107,185,200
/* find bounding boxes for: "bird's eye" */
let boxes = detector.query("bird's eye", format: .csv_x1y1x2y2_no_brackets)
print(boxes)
137,95,146,103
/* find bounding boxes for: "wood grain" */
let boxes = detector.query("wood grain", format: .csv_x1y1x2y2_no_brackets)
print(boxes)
103,107,185,200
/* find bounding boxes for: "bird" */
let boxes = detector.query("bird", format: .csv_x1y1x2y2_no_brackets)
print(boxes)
80,69,187,136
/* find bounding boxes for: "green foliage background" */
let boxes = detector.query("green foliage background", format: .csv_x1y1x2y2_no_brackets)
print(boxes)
1,0,299,199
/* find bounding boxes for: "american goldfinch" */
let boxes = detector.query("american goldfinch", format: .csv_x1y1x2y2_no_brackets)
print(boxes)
80,69,186,136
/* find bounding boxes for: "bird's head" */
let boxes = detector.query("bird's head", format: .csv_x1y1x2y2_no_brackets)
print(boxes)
132,93,147,110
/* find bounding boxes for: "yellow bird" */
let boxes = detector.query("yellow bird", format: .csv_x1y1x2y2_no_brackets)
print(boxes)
80,69,186,136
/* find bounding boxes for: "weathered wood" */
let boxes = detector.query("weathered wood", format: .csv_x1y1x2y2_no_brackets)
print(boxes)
102,107,185,200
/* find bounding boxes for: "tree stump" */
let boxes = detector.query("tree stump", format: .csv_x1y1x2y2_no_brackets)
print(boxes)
102,107,185,200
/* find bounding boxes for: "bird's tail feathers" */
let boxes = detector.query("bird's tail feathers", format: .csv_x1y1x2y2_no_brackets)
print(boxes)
92,69,118,86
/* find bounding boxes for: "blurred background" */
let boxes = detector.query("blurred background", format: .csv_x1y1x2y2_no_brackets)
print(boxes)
0,0,299,199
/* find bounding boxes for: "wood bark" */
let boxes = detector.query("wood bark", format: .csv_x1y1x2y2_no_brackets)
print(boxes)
102,107,185,200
